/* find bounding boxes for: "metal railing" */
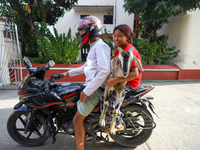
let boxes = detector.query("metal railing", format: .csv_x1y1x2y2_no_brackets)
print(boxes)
0,22,22,87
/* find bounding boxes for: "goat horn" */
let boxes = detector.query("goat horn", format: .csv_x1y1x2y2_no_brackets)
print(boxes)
129,47,144,72
118,47,123,52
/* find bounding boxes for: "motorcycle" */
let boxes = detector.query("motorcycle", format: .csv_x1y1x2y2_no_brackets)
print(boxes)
7,57,159,148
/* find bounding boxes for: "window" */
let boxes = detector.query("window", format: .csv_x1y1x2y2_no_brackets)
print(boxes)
80,15,89,19
103,15,113,24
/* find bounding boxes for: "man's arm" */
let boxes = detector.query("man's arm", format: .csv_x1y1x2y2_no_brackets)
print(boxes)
62,63,86,77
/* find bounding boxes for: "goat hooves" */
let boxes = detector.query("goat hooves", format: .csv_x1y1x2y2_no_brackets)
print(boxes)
109,124,116,135
110,127,116,135
99,119,105,127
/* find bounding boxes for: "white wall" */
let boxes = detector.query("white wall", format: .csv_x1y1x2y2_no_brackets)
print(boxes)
56,9,80,38
158,9,200,69
115,0,134,31
77,0,113,5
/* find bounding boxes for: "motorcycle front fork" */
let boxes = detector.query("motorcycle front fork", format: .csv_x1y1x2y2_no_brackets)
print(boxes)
24,109,36,134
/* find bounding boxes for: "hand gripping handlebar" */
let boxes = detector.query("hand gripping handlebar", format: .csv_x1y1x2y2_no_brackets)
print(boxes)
50,74,64,82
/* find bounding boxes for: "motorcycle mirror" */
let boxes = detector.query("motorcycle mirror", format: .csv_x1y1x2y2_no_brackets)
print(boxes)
49,60,55,67
22,57,32,69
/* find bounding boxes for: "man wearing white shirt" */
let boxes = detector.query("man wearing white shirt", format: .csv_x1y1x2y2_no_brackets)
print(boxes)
62,16,111,150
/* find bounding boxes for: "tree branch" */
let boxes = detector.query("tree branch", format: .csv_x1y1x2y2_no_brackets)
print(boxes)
44,0,66,11
11,0,42,37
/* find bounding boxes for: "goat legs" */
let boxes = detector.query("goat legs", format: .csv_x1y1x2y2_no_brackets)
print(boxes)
110,109,119,135
99,87,110,127
109,94,123,135
99,100,109,127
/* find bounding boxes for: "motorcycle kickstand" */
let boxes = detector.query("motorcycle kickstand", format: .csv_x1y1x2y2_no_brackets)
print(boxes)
92,132,97,144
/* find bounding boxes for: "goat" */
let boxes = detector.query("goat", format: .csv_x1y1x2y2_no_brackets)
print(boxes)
99,47,144,135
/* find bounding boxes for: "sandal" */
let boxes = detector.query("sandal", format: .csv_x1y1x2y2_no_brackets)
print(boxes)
104,125,124,133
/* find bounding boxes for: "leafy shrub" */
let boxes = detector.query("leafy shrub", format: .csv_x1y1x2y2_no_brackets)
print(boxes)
23,29,39,57
133,35,180,64
28,56,48,64
35,26,80,64
100,28,115,56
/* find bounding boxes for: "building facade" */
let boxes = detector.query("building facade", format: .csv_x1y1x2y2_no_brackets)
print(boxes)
56,0,200,71
56,0,134,38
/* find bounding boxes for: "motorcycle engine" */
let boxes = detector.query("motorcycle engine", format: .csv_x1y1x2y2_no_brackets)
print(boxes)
61,120,75,135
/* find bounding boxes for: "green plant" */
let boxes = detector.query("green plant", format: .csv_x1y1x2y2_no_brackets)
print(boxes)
100,28,115,56
28,57,48,63
133,38,157,64
0,0,78,57
133,35,180,64
23,29,39,57
36,26,80,64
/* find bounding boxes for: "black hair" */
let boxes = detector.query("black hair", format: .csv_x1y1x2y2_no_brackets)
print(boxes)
113,24,134,43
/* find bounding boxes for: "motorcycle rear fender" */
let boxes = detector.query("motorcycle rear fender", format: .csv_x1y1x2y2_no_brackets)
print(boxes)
139,98,161,118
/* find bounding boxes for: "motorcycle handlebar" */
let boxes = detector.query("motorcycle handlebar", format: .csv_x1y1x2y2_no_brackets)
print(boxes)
39,74,64,93
50,74,64,82
42,74,64,93
44,78,50,93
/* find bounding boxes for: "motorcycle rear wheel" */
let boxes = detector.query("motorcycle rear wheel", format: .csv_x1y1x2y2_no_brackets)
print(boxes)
110,104,153,147
7,111,48,147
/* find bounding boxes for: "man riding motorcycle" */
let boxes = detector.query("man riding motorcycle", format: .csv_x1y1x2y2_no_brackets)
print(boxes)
7,16,158,150
62,16,111,150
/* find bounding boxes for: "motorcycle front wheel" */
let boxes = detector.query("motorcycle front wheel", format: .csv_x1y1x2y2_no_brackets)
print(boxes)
7,111,48,147
110,104,154,147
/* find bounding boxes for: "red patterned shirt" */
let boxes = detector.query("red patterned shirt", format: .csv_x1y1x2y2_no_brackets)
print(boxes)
113,43,142,89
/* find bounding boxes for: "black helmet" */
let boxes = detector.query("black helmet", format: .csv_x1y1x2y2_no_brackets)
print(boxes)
74,16,102,46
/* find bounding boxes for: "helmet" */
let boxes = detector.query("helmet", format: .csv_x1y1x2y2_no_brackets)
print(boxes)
74,16,103,46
